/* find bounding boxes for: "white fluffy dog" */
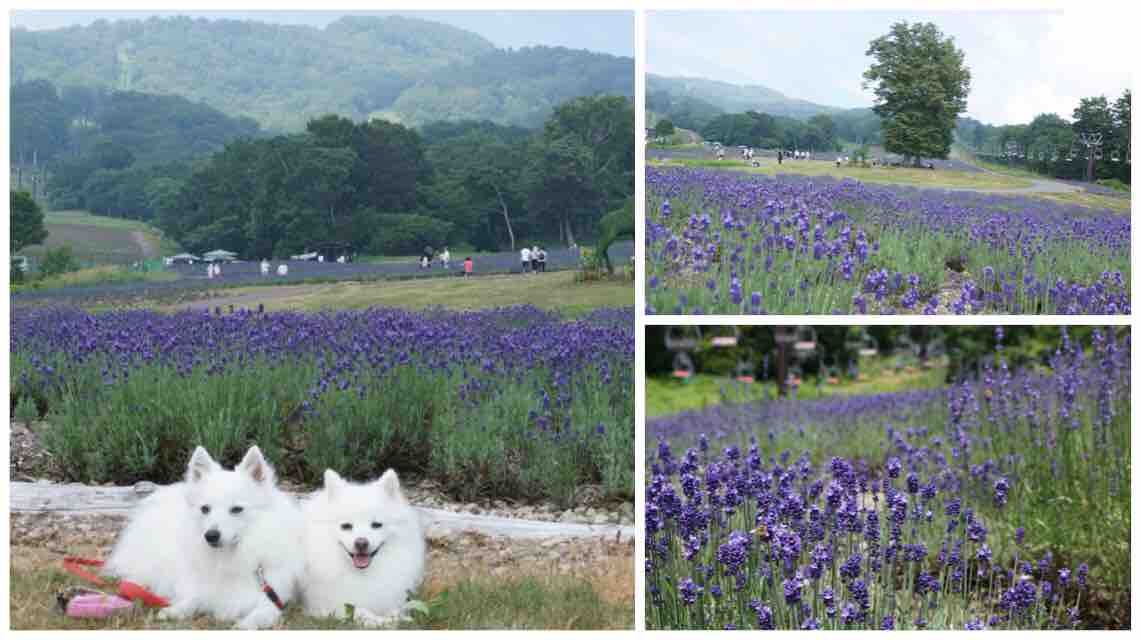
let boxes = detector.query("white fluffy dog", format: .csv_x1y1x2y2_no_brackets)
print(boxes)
300,469,425,625
103,446,305,629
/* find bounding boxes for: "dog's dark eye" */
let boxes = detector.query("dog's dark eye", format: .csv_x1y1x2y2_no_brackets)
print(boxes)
201,505,211,515
230,506,244,515
340,523,352,531
371,521,383,529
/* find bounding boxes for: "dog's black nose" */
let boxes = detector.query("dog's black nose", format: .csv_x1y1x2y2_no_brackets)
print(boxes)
354,538,369,552
205,529,222,546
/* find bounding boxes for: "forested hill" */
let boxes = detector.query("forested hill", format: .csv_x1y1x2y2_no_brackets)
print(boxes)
12,15,633,131
647,74,837,120
384,46,634,128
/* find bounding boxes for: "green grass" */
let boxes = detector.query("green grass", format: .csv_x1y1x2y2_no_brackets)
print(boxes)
163,271,633,317
9,552,631,630
411,577,631,629
20,210,179,267
645,360,948,417
650,157,1033,189
13,265,179,292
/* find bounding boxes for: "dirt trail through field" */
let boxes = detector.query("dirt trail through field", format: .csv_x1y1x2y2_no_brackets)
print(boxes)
955,160,1083,194
129,231,157,259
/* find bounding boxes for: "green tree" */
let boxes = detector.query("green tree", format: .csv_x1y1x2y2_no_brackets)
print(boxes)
863,22,971,165
528,95,634,245
39,246,80,278
807,113,836,149
653,119,676,138
10,191,48,253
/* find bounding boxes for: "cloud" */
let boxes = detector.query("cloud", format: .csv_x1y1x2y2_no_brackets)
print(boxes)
648,10,1130,124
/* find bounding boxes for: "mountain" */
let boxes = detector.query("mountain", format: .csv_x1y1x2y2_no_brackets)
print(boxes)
12,15,632,131
381,46,633,129
647,74,837,121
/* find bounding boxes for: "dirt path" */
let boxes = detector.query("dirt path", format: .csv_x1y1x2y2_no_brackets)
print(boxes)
129,231,157,259
953,160,1083,195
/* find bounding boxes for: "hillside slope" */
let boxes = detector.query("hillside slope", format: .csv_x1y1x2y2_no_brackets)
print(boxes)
13,16,633,131
647,74,837,119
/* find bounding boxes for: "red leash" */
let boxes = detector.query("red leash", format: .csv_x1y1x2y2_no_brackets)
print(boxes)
62,557,283,610
60,557,169,608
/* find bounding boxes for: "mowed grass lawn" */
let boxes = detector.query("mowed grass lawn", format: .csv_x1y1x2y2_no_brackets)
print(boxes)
646,362,948,417
650,157,1033,189
20,210,178,265
167,271,632,315
10,546,632,630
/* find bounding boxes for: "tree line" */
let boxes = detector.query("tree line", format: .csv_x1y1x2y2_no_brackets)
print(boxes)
12,78,633,257
956,90,1131,183
697,111,843,152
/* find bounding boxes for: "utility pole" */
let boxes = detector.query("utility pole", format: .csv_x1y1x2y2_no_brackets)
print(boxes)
1079,132,1103,183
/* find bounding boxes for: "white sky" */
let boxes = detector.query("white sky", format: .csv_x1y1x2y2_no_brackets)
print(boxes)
648,10,1133,124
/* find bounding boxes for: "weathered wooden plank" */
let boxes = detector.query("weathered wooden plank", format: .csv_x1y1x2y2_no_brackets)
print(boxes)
9,481,634,541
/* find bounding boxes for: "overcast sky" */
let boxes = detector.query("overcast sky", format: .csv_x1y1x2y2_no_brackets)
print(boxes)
648,10,1132,125
10,10,634,58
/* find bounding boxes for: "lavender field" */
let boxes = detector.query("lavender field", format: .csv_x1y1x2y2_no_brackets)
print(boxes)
646,167,1129,314
10,305,633,505
645,328,1130,629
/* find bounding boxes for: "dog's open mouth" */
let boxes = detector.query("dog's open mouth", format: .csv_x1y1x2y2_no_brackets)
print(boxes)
344,544,381,569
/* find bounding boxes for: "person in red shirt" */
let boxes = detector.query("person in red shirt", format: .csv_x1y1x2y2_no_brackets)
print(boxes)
463,257,473,278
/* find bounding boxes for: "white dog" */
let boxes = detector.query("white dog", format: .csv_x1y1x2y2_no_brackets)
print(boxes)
300,469,425,626
103,446,305,629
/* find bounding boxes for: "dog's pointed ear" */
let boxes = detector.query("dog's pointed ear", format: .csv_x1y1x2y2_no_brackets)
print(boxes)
323,469,344,498
238,446,275,485
187,446,221,483
376,469,402,500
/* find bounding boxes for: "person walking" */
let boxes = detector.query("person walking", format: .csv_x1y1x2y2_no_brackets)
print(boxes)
441,246,451,269
530,245,540,273
520,246,531,274
463,256,473,278
537,247,547,272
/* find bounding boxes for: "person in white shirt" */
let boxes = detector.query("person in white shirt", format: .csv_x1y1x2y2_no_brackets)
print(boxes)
277,264,288,276
441,247,451,269
260,260,270,276
520,246,532,273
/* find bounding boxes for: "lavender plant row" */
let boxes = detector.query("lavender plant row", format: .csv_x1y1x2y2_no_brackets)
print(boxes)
10,305,633,504
646,167,1129,314
646,329,1129,629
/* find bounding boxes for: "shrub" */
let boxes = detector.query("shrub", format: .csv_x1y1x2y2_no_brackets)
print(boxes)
38,246,80,279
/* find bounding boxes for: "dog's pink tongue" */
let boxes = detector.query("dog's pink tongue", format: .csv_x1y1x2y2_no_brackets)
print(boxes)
352,553,371,569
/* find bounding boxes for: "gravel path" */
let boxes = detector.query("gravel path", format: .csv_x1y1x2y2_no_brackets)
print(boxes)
129,231,157,259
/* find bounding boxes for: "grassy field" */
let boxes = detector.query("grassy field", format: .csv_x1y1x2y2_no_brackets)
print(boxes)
164,271,633,316
9,545,632,630
18,210,178,266
14,265,179,291
963,158,1131,212
646,360,947,417
650,157,1033,189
